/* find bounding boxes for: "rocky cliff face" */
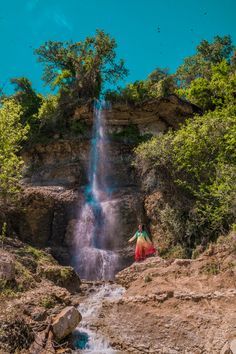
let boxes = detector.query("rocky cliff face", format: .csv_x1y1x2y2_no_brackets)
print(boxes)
5,96,199,267
74,94,201,133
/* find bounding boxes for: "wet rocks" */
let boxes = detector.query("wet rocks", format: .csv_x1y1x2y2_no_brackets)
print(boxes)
52,306,82,340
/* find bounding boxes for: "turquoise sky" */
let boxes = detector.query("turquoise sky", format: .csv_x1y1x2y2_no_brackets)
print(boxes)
0,0,235,93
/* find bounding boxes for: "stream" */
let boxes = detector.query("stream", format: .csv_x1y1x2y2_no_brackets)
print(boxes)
73,283,125,353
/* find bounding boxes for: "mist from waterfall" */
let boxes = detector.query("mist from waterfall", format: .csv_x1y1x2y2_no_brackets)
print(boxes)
73,100,120,280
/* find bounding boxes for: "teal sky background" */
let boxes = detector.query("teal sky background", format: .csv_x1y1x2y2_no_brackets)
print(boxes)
0,0,235,94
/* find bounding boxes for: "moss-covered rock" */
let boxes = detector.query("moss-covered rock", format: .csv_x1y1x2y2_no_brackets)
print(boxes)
38,264,81,293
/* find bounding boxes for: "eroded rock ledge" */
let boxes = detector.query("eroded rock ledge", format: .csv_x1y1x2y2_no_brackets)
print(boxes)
74,94,201,134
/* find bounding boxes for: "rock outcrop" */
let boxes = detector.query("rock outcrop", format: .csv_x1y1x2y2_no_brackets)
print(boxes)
93,241,236,353
38,264,81,293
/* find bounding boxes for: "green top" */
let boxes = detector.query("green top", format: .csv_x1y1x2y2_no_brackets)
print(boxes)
134,230,149,240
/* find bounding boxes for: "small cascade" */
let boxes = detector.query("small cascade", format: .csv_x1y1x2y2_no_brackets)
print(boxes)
73,100,120,280
73,284,125,353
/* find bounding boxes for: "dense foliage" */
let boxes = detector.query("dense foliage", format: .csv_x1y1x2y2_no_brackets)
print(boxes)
0,100,29,202
133,35,236,256
10,77,42,124
106,35,235,109
135,104,236,256
176,35,235,87
105,68,176,104
178,59,236,111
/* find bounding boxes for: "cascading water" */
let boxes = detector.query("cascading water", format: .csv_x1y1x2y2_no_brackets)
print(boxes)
73,100,120,280
73,284,125,353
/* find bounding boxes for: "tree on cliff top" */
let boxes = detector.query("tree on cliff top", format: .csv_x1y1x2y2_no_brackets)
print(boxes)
34,30,128,101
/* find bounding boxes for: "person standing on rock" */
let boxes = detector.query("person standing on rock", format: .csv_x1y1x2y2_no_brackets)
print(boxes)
128,224,156,262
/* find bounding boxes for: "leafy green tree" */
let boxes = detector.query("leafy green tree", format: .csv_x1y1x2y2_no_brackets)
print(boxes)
0,100,29,202
149,75,176,98
11,77,42,123
36,94,60,135
178,60,236,111
105,80,149,104
176,35,235,87
197,35,234,63
148,67,169,82
35,30,128,100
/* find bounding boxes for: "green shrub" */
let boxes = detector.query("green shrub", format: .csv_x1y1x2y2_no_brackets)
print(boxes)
0,222,7,248
201,259,221,275
111,124,152,144
0,100,29,201
178,60,236,111
163,244,188,259
105,71,176,105
134,105,236,254
70,119,87,135
40,294,58,309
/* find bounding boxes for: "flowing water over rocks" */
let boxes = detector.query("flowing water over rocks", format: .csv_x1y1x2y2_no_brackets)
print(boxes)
73,283,125,353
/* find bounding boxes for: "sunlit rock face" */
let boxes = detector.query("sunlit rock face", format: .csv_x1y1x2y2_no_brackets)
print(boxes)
74,94,200,133
22,140,89,187
6,97,198,268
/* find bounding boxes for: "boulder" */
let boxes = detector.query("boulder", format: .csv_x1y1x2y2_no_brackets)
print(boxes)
0,251,15,281
38,264,81,293
52,306,81,340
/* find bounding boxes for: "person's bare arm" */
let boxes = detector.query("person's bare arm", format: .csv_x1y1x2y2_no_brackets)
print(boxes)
128,234,136,243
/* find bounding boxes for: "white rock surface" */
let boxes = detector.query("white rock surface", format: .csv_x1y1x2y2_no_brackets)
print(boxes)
52,306,81,340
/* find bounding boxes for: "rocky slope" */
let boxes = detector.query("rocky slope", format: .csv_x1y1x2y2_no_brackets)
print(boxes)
92,234,236,353
0,237,82,353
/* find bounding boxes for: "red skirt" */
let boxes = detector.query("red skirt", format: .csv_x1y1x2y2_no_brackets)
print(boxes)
135,236,156,262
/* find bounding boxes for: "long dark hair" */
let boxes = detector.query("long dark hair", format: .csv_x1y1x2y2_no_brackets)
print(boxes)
139,224,145,231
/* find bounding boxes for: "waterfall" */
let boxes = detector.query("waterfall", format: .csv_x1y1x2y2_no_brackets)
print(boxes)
73,100,120,280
